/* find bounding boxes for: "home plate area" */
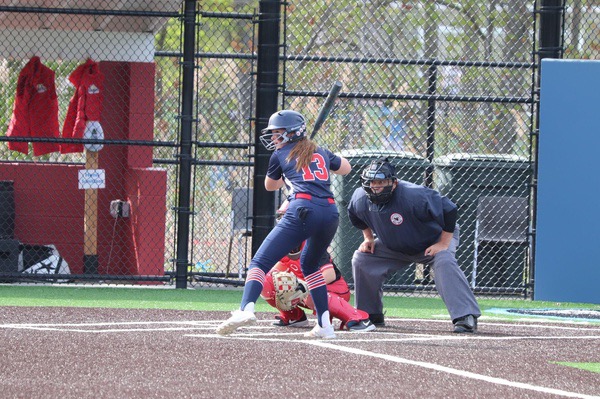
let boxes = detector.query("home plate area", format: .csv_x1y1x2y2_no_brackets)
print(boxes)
1,307,599,399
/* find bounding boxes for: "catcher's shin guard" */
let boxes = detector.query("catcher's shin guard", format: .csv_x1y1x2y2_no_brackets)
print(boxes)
328,294,370,329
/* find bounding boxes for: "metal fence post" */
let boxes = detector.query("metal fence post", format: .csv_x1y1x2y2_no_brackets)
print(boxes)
538,0,564,60
252,0,281,256
530,0,565,296
175,0,197,288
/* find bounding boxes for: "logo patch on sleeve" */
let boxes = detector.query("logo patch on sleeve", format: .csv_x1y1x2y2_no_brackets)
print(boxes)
390,213,403,225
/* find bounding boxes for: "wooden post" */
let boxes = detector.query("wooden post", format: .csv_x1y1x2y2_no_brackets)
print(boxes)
84,150,99,274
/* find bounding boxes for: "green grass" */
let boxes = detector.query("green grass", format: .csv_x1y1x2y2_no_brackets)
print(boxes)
552,362,600,374
1,285,599,322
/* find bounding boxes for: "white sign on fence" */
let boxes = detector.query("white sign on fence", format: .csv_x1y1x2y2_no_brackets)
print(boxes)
78,169,106,189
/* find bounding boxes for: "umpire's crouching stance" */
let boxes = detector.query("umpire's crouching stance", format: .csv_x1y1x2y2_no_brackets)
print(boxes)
347,157,481,333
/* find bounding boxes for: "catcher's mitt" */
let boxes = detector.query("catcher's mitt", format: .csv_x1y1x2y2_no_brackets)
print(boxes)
272,271,309,311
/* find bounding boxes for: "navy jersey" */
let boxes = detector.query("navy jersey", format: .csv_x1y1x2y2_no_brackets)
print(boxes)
267,143,342,198
347,181,457,255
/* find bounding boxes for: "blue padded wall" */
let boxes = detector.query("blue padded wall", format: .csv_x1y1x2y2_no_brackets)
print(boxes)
536,59,600,304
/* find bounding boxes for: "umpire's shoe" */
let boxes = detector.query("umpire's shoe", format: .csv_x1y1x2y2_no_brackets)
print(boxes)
369,313,385,327
452,315,478,333
347,319,376,332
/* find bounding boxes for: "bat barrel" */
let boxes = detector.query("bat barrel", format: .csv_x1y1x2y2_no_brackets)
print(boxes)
310,81,342,139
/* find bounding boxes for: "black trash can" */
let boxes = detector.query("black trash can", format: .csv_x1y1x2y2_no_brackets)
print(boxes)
433,153,531,290
331,150,431,288
0,181,15,239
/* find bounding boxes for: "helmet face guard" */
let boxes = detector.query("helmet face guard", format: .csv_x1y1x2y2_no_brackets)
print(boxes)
361,158,397,205
260,110,307,150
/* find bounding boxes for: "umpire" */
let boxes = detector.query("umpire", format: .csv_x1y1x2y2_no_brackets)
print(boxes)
347,156,481,333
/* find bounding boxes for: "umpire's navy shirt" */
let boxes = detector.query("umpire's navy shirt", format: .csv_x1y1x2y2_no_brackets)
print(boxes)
347,181,457,256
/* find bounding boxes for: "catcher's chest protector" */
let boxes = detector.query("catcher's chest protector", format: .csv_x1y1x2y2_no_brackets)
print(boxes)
278,257,304,279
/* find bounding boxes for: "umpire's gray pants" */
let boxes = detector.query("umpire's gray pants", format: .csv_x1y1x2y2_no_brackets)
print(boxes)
351,226,481,321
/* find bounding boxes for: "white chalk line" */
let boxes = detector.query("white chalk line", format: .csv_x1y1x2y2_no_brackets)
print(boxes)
190,320,600,399
305,340,600,399
196,330,600,399
2,318,600,335
403,317,600,331
194,332,600,343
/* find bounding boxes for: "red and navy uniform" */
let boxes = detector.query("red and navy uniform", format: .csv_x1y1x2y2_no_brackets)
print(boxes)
266,144,340,198
241,142,343,313
6,56,60,156
61,59,104,154
248,143,341,274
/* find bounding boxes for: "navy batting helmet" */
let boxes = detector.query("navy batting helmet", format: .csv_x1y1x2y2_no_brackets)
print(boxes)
260,110,307,150
361,157,397,205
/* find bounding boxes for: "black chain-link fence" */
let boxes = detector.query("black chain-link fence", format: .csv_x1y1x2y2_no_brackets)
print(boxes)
280,0,538,296
0,0,598,298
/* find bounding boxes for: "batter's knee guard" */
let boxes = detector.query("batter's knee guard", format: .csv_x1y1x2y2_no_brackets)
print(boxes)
328,294,370,330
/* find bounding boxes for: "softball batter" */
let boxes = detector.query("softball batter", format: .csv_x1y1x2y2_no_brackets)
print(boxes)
216,110,351,338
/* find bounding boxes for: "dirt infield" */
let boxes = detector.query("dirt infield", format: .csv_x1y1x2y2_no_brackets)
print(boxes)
1,307,599,399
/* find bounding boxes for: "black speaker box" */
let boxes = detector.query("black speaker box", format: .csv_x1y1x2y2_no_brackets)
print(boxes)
0,239,19,273
0,181,15,239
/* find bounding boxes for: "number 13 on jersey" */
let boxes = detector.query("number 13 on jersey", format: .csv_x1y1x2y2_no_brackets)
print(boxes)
301,153,329,181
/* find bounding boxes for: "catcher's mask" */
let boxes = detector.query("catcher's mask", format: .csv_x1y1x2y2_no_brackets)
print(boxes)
260,110,307,151
361,156,397,205
276,200,304,257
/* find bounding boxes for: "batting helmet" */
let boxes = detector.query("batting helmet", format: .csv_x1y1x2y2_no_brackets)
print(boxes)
361,157,397,205
260,110,307,150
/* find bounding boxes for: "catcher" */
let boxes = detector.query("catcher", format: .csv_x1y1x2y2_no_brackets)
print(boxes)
260,201,376,332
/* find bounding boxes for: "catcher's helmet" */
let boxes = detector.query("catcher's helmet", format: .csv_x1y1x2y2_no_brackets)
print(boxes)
260,110,307,150
361,157,397,205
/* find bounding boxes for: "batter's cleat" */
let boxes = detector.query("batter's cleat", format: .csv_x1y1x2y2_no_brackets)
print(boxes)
303,323,336,339
273,313,309,327
369,313,385,327
215,310,257,335
453,315,478,333
346,319,376,332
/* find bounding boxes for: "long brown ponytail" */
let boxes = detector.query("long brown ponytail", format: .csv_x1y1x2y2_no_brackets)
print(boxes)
286,138,317,172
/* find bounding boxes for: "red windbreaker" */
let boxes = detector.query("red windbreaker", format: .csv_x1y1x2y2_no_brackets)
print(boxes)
6,56,60,156
60,59,105,154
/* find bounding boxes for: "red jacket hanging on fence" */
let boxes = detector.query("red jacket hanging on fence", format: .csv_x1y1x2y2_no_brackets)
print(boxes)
60,59,105,154
6,56,60,156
